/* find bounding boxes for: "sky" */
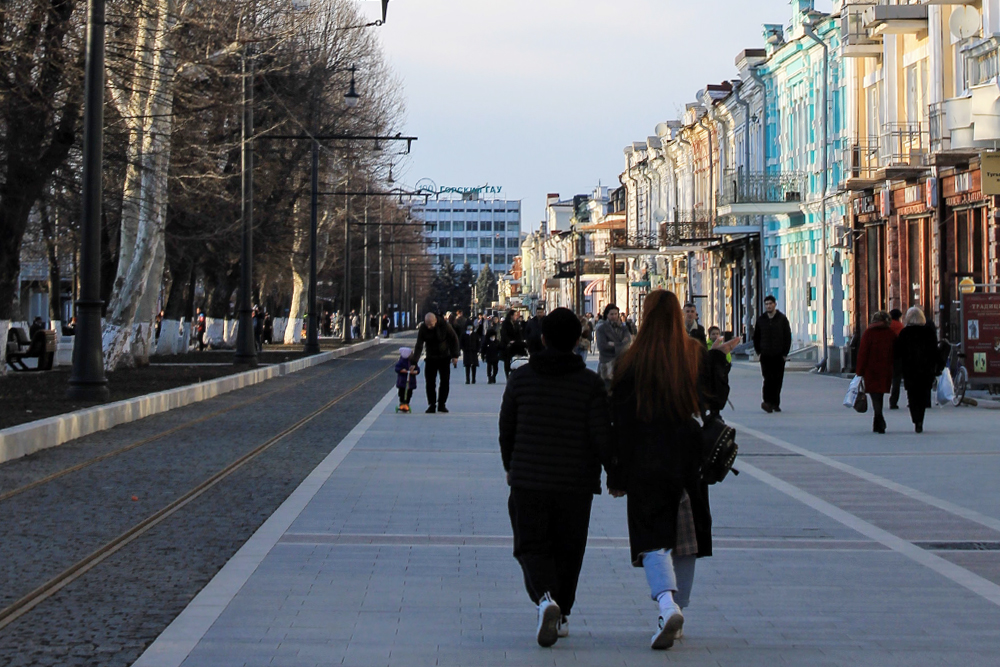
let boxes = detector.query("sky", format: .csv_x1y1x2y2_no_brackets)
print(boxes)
362,0,834,229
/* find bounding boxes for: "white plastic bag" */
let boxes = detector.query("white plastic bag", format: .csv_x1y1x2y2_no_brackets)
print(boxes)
844,376,863,408
937,371,955,406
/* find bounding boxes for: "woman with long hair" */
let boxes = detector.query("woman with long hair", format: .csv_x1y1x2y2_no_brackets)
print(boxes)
608,289,740,650
893,306,939,433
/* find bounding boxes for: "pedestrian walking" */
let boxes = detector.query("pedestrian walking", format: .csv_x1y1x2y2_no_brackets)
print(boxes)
855,311,897,434
461,322,482,384
575,314,593,362
412,312,461,413
752,295,792,413
253,307,264,352
481,329,502,383
594,303,632,392
196,308,207,351
381,313,391,338
498,307,615,648
350,311,361,339
500,309,526,379
607,289,739,650
453,309,468,336
524,306,546,356
394,347,419,413
894,307,939,433
888,308,905,409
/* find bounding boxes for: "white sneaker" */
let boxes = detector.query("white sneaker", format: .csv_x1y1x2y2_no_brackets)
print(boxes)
557,615,569,638
536,593,561,647
651,605,684,650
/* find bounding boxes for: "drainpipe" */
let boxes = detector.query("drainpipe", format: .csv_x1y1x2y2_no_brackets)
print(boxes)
677,129,695,301
733,82,754,339
698,112,715,318
749,65,769,336
804,20,830,371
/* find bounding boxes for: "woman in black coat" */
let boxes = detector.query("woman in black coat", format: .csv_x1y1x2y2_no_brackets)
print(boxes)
893,306,939,433
608,289,739,650
499,310,525,379
460,323,482,384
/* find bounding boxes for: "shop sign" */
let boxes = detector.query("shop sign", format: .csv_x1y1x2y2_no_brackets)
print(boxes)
879,188,892,217
981,152,1000,196
903,185,922,204
926,177,938,208
963,292,1000,381
955,171,973,194
945,189,987,207
852,194,876,217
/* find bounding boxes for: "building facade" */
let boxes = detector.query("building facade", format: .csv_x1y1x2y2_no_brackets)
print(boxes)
411,195,522,274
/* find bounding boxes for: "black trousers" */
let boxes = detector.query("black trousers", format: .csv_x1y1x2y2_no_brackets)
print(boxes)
760,354,786,407
508,487,593,616
465,365,477,383
424,358,451,408
397,385,413,405
487,360,499,382
905,379,932,426
889,363,902,408
503,353,513,378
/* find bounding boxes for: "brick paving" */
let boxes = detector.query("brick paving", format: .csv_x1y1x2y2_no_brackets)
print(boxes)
131,361,1000,666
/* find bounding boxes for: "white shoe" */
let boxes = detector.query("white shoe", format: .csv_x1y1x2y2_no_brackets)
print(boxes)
651,605,684,650
536,593,561,647
557,615,569,638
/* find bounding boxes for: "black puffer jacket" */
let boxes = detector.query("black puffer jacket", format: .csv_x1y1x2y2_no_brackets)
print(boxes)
498,349,613,494
753,310,792,357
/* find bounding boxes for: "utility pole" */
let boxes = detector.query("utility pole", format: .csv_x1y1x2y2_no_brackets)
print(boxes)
342,172,352,343
304,137,320,354
362,186,369,338
68,0,110,400
234,45,257,365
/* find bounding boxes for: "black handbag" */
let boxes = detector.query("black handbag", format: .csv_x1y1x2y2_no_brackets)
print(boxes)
700,412,739,484
853,379,868,413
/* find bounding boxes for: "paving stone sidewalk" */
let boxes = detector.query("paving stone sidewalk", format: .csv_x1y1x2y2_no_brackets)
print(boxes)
134,364,1000,667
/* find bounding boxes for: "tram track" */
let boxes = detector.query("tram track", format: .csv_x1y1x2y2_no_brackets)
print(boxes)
0,363,389,633
0,362,352,504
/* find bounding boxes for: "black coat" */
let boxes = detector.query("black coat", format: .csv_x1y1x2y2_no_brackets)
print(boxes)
481,337,501,363
894,324,939,391
460,330,482,367
500,318,525,358
498,349,614,494
524,316,545,355
753,310,792,357
413,321,460,362
609,349,731,565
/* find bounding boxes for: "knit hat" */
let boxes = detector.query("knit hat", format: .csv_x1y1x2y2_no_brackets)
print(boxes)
399,347,412,359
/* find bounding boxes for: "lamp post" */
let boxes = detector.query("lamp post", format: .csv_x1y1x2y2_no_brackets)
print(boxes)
68,0,110,401
234,46,257,365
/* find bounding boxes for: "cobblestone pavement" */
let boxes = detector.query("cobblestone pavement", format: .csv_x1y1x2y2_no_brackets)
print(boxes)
0,341,399,667
127,361,1000,667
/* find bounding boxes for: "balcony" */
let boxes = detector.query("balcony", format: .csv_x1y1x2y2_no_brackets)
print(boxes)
841,2,882,58
663,212,715,246
880,122,929,177
841,139,882,190
863,2,929,37
717,170,806,217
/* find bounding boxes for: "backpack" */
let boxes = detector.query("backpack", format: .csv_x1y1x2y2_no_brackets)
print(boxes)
700,412,739,484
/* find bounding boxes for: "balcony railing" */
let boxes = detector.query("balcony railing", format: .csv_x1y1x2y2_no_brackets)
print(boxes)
843,138,881,182
719,170,806,207
929,102,949,154
841,1,882,58
880,122,928,168
664,213,715,246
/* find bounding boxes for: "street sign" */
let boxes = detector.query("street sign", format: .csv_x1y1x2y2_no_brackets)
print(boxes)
960,277,976,294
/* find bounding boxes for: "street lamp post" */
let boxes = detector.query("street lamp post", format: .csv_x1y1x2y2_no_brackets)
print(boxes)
234,47,257,365
304,137,321,354
68,0,110,400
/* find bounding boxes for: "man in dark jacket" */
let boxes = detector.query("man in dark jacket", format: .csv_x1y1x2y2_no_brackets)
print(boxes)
499,307,614,647
752,295,792,412
412,313,461,413
523,305,546,356
683,303,706,343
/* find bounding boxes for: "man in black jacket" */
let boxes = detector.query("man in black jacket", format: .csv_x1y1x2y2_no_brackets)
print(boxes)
752,295,793,412
412,313,461,413
523,305,546,356
499,307,614,647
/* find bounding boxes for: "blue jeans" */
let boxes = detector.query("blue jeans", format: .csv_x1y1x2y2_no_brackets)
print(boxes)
641,549,697,608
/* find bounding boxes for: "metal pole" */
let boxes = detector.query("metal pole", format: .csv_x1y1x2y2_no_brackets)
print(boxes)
234,47,257,365
68,0,110,400
304,138,320,354
342,174,352,342
362,186,369,338
378,197,384,333
804,23,830,369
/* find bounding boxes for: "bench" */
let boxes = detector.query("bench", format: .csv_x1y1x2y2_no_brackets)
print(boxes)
6,327,56,371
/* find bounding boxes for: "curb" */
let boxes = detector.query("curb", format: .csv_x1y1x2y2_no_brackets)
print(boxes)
0,339,381,465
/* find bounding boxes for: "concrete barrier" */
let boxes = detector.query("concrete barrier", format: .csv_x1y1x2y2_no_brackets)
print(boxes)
0,338,381,465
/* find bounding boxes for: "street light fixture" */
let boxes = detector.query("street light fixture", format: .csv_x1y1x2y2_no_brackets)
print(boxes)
344,66,360,109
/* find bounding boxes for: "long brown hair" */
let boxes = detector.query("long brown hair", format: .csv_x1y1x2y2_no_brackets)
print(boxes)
612,289,701,422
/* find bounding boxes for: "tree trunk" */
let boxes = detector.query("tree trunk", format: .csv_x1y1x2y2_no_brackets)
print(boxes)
40,202,62,323
0,320,8,377
102,0,177,371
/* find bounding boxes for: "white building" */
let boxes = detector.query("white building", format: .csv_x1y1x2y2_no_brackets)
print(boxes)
412,195,522,273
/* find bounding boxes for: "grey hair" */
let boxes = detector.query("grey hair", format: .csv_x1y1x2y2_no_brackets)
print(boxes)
871,310,890,325
904,307,926,326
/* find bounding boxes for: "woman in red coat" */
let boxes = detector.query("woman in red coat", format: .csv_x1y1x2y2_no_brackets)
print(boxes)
855,311,897,434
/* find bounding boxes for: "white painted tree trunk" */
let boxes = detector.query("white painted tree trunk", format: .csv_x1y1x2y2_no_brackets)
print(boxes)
180,319,191,351
102,0,177,372
131,231,166,365
205,317,224,348
156,318,181,355
273,317,288,342
0,320,9,376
